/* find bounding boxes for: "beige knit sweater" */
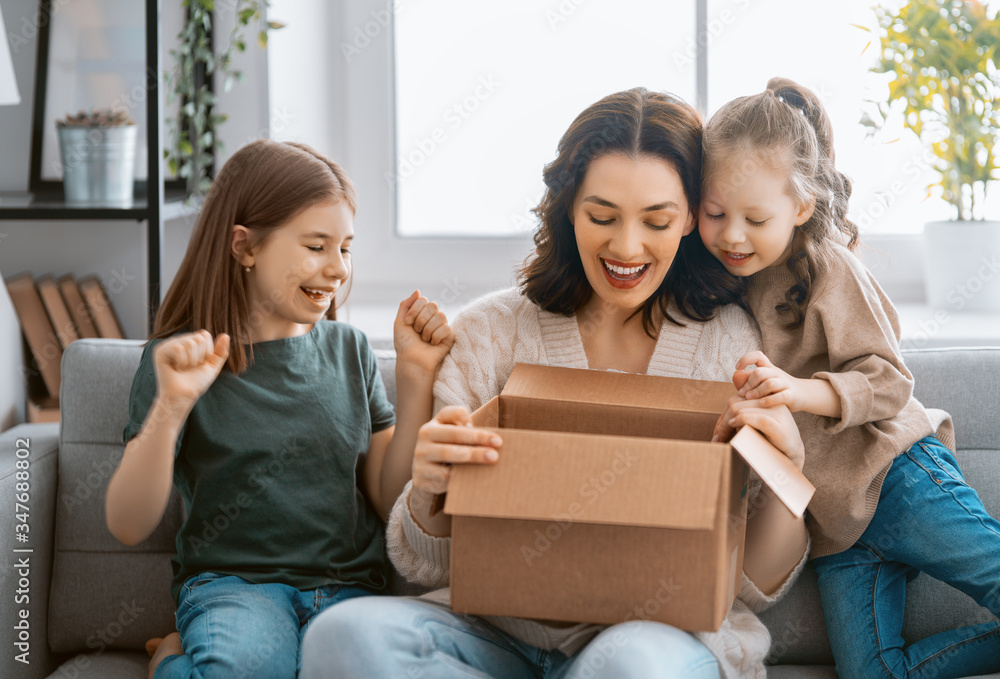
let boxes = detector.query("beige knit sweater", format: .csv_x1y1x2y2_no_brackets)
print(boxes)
747,244,954,558
386,287,810,679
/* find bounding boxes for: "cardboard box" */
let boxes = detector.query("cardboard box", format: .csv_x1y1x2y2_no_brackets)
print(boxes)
445,363,814,632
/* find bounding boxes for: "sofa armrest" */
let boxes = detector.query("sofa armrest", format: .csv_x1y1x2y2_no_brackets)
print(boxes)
0,423,60,679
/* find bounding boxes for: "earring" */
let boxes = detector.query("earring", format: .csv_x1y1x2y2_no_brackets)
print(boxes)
245,266,251,273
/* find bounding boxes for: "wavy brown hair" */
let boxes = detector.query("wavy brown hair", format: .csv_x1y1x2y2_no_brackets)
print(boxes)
151,140,357,373
703,77,860,328
519,87,744,337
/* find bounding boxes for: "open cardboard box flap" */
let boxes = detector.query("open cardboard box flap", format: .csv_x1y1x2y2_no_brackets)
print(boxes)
457,363,814,519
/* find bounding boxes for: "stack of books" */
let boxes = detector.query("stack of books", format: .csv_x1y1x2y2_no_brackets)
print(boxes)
5,273,125,423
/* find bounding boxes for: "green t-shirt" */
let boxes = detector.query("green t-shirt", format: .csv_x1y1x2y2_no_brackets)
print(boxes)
123,321,396,603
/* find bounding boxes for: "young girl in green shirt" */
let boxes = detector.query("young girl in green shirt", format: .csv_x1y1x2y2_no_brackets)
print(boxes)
105,139,453,679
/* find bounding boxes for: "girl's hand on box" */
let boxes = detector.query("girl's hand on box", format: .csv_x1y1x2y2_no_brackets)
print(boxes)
394,290,454,376
153,330,230,411
411,406,501,499
716,397,805,471
733,351,806,411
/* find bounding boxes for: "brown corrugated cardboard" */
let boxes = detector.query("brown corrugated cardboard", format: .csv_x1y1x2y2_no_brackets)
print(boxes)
446,363,815,633
58,275,100,339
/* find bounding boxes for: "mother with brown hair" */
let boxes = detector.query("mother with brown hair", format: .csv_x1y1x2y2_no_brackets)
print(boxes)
300,88,810,678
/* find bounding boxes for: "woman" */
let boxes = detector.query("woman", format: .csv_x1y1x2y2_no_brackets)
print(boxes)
300,88,810,678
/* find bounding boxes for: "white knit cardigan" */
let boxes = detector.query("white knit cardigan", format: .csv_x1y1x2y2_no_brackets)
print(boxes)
387,287,809,678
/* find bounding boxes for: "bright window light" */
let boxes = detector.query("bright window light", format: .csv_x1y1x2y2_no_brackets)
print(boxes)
393,1,696,237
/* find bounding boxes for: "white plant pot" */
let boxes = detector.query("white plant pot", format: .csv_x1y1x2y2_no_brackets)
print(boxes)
923,220,1000,311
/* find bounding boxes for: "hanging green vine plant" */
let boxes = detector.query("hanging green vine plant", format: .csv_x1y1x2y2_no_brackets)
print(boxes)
165,0,283,196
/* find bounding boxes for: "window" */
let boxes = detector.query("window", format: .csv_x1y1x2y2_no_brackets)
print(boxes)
393,0,695,236
270,0,999,308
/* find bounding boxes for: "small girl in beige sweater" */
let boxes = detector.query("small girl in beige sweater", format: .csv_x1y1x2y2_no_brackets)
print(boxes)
699,77,1000,678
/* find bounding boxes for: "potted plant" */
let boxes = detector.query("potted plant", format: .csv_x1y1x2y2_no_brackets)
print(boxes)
56,107,138,206
165,0,283,197
863,0,1000,311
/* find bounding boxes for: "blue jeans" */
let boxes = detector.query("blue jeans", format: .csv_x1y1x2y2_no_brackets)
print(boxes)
154,572,376,679
812,436,1000,679
299,596,720,678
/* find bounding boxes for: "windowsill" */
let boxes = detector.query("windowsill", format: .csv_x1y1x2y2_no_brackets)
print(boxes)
344,302,1000,351
896,304,1000,351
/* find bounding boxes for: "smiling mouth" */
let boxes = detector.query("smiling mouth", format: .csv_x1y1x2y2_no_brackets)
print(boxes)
602,259,649,281
722,251,753,266
301,286,335,306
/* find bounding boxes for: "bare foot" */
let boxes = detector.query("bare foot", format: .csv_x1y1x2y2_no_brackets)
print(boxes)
148,632,182,679
144,637,163,657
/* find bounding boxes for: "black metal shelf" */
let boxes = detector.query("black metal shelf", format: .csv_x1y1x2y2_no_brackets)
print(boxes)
15,0,166,334
0,186,189,221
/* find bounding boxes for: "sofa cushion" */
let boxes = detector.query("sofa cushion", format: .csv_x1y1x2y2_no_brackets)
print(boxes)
49,340,180,653
906,347,1000,451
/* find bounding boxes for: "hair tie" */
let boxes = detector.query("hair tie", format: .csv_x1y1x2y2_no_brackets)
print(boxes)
776,90,808,117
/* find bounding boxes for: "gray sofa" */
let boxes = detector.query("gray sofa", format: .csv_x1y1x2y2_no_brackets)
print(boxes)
1,338,998,678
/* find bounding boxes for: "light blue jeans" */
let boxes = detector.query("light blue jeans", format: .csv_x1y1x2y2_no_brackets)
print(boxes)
812,437,1000,679
154,571,376,679
299,596,720,678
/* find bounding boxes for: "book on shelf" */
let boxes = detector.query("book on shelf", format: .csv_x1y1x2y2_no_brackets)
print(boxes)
37,275,80,349
79,276,125,339
58,275,100,339
5,273,62,398
26,372,59,423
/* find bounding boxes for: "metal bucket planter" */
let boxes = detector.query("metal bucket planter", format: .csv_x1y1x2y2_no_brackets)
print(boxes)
57,125,138,206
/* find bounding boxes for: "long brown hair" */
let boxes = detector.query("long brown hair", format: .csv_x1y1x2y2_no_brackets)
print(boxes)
702,77,859,328
152,140,357,373
519,87,744,337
